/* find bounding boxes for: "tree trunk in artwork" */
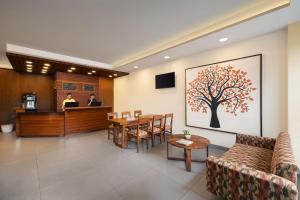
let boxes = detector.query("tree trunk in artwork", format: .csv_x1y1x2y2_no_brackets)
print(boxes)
209,104,220,128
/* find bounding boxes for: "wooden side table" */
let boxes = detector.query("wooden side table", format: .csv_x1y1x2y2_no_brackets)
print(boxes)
167,134,210,172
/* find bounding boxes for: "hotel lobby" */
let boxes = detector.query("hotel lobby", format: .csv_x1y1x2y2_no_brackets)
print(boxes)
0,1,300,200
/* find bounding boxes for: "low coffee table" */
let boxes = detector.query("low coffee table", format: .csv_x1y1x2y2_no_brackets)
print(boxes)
167,134,210,172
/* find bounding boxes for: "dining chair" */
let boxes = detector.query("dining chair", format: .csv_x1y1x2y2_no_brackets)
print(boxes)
127,115,150,153
134,110,142,117
122,111,131,119
162,113,173,141
107,112,118,140
148,115,163,147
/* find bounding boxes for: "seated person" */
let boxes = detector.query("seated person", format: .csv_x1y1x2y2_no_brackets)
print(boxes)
62,93,76,111
88,93,98,106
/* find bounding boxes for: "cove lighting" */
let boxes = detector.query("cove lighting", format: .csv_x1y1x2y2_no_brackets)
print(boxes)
219,37,228,42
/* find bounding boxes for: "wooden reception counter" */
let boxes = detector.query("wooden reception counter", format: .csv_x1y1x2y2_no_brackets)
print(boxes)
16,106,112,137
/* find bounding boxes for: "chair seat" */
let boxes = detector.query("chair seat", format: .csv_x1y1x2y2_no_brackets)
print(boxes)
148,126,161,134
108,124,114,129
162,124,171,131
128,129,148,138
221,143,273,173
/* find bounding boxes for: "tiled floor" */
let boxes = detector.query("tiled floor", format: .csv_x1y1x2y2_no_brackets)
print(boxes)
0,130,225,200
4,131,299,200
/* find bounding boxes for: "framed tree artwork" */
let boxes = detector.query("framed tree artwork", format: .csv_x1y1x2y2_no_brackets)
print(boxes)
185,54,262,136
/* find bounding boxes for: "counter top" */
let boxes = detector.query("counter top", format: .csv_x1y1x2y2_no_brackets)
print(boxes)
65,106,112,111
16,110,64,115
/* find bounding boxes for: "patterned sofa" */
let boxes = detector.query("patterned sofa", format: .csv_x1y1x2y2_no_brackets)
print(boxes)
206,132,298,200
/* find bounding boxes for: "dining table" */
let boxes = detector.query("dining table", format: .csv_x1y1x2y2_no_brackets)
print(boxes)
108,114,155,148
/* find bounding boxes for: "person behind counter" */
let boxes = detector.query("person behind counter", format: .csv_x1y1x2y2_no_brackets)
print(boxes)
62,93,76,111
88,93,97,106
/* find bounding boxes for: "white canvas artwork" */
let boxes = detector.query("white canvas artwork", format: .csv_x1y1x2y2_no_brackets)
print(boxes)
185,54,262,136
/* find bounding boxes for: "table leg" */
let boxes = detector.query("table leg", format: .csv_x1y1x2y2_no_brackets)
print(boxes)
113,125,117,144
206,146,209,158
121,125,125,148
167,142,169,158
184,149,192,172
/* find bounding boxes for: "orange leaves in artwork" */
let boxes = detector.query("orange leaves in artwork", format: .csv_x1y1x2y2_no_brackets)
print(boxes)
187,64,256,116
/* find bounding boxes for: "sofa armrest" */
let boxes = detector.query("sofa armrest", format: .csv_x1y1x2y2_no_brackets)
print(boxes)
206,156,298,200
236,133,276,150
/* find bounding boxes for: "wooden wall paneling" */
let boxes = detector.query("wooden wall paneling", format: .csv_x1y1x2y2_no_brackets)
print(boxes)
0,68,54,124
99,77,114,108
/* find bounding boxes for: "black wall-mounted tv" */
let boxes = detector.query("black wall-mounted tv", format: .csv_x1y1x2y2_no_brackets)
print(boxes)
155,72,175,89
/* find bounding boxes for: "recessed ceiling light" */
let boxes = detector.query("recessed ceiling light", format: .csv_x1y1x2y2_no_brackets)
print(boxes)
88,72,92,75
44,63,51,67
164,55,170,59
26,64,32,67
43,66,49,69
70,67,76,70
108,75,113,78
67,69,72,73
26,69,32,72
92,70,96,73
26,61,32,64
133,66,139,69
219,37,228,42
113,74,118,77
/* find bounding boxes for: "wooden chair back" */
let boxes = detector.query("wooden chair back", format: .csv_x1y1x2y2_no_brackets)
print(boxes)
107,112,118,120
138,115,149,129
164,113,173,133
151,115,163,130
134,110,142,117
122,111,131,119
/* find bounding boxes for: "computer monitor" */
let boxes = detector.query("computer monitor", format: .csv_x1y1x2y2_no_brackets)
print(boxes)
65,102,79,107
91,101,102,106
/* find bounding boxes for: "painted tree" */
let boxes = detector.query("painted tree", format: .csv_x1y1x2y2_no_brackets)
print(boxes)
187,65,256,128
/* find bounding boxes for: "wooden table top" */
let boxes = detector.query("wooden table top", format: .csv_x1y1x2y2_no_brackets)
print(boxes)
109,114,155,125
167,134,210,149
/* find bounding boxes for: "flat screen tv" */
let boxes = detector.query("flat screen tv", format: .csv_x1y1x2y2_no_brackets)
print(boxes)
155,72,175,89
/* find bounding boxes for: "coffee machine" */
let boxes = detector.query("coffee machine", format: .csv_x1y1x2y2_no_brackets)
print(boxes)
22,93,37,111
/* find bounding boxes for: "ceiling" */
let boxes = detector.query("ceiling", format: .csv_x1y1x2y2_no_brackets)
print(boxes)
0,0,299,72
0,0,269,67
6,53,128,78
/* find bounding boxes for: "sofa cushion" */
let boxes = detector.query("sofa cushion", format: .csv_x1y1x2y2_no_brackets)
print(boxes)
271,132,298,184
221,143,273,173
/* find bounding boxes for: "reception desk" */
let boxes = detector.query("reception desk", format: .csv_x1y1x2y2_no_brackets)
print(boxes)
16,106,112,137
64,106,112,135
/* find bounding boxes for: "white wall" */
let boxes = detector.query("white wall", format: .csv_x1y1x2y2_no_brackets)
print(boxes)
114,30,288,148
288,22,300,167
